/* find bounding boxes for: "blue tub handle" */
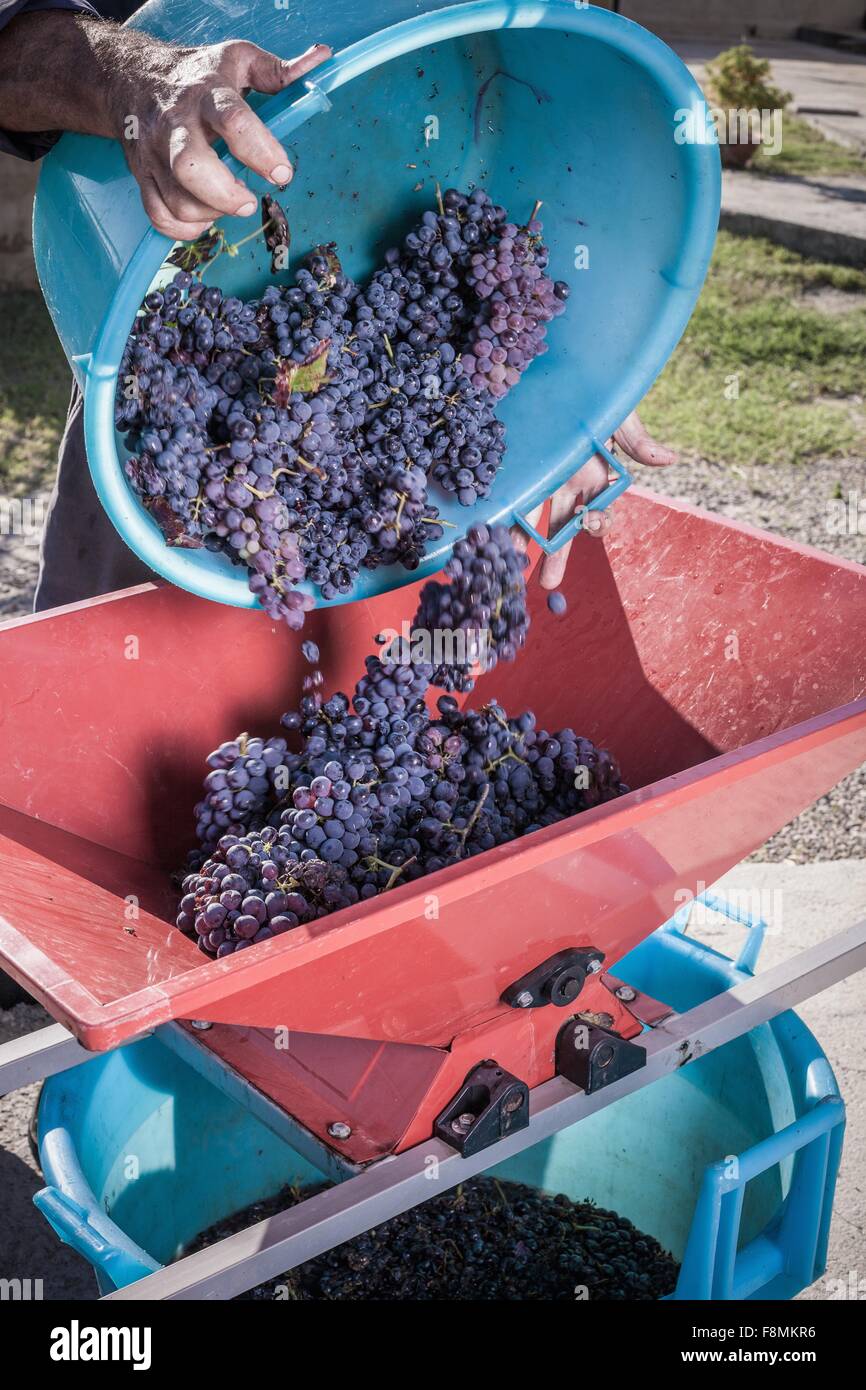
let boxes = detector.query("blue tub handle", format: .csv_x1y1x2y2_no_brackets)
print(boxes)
33,1186,158,1289
511,436,633,555
667,890,768,974
673,1094,845,1300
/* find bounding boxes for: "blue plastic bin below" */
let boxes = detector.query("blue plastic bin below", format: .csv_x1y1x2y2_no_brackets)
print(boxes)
35,904,844,1299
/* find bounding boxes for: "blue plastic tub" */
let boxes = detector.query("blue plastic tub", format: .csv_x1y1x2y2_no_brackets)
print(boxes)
32,0,720,610
35,905,843,1300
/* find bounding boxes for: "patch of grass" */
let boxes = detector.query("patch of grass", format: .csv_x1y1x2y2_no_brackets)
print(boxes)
752,113,866,178
0,291,69,497
2,237,865,492
642,232,866,468
703,230,866,294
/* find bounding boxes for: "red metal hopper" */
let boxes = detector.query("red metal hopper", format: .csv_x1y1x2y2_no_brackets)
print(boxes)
0,488,863,1162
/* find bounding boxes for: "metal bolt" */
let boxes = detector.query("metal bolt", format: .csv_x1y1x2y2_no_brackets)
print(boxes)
451,1112,475,1135
515,989,534,1008
587,958,603,974
578,1009,614,1028
615,985,637,1002
596,1044,615,1069
327,1121,352,1141
190,1019,212,1031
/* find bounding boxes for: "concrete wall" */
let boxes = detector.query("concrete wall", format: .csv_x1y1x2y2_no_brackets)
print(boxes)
619,2,865,40
1,3,864,290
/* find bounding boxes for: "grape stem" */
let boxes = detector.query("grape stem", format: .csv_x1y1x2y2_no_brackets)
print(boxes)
295,454,328,480
457,783,489,852
199,217,277,278
364,853,417,891
486,748,526,774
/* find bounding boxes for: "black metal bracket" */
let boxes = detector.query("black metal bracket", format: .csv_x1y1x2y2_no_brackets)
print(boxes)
434,1059,529,1157
501,947,605,1011
556,1019,646,1094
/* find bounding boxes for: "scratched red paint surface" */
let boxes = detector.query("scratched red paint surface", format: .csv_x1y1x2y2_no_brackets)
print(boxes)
0,490,863,1095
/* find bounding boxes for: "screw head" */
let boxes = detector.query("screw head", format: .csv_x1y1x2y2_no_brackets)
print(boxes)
190,1019,212,1031
615,985,637,1002
327,1121,352,1141
515,989,534,1009
586,958,603,975
451,1112,475,1135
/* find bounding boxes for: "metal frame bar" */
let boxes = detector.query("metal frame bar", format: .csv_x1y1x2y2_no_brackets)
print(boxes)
93,919,866,1302
0,1022,100,1095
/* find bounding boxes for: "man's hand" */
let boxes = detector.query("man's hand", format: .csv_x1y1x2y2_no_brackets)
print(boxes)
0,13,330,240
108,38,331,240
512,411,676,589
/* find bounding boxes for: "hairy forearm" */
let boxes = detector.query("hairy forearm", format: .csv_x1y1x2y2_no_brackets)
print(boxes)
0,14,330,240
0,11,166,140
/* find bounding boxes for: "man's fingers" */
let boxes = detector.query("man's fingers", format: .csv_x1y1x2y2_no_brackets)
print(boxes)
539,502,614,586
168,125,258,218
547,476,582,535
508,415,674,591
238,41,332,95
154,163,225,227
510,503,543,556
138,173,213,242
584,509,614,538
536,478,581,589
612,409,677,468
202,85,295,186
539,536,573,591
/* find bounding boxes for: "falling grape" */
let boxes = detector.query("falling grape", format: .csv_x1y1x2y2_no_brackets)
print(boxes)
180,525,625,957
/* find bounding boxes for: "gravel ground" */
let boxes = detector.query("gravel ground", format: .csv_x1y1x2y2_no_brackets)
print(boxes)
0,1002,96,1300
0,492,45,619
641,456,865,863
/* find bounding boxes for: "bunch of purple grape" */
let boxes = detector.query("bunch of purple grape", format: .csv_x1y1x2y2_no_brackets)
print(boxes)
117,188,570,631
412,522,530,692
461,214,570,400
178,529,626,958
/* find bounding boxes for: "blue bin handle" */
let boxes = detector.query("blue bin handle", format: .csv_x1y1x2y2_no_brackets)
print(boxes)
673,1094,845,1300
511,436,633,555
33,1186,158,1289
667,890,768,974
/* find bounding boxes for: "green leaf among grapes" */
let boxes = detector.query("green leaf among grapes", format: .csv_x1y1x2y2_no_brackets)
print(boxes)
144,496,203,548
167,226,222,273
273,339,331,405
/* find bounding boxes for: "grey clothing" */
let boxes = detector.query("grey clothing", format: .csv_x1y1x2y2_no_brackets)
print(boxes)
34,382,154,611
